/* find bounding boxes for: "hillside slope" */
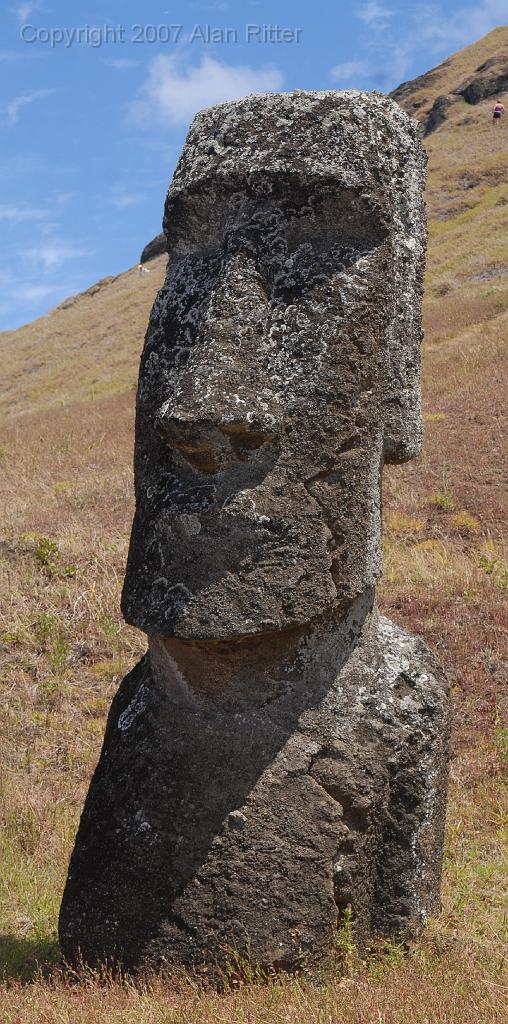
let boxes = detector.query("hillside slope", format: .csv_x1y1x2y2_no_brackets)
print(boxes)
0,260,167,420
391,25,508,132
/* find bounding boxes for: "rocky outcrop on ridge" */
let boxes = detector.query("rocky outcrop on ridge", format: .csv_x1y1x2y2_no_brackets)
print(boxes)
140,233,166,264
391,42,508,135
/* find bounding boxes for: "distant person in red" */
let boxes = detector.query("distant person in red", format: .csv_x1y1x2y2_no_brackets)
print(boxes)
492,101,505,124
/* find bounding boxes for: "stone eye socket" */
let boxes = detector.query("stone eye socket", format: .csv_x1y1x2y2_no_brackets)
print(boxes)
165,188,388,312
170,225,382,306
259,240,379,304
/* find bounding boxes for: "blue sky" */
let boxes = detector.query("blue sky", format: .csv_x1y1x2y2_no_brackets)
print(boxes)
1,0,507,330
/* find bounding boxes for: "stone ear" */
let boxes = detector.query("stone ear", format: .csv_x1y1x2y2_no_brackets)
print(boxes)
382,341,424,466
382,216,426,466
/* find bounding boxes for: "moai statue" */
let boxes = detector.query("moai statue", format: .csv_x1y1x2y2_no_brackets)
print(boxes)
59,91,450,974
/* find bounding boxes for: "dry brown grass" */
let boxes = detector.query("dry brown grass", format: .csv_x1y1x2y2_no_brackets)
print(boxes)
0,944,506,1024
1,28,507,1023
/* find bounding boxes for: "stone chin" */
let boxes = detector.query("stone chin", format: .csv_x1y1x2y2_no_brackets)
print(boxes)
121,443,384,642
121,442,385,640
121,499,339,643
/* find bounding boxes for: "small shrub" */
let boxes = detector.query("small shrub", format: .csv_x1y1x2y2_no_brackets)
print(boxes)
414,539,448,563
32,614,69,674
34,537,60,572
430,491,455,511
479,555,508,589
91,658,125,680
34,536,76,578
2,631,21,645
97,611,121,639
452,511,480,531
334,905,359,975
53,481,73,496
32,613,58,647
367,937,407,979
221,941,274,989
494,709,508,762
83,696,109,718
386,512,426,535
2,805,40,856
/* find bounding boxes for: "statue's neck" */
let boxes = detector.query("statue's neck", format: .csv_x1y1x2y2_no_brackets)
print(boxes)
148,588,377,707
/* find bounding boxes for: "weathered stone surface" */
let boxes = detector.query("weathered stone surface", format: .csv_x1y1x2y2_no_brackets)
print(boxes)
60,90,450,974
60,604,449,972
140,233,167,264
123,90,426,640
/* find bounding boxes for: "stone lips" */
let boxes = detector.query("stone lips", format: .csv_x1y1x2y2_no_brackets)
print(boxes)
121,90,427,641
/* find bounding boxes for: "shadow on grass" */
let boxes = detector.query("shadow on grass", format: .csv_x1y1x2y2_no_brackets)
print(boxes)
0,933,61,984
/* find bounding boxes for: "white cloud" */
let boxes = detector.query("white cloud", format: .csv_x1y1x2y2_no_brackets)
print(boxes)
54,191,76,206
108,185,146,209
190,1,231,9
0,88,54,126
11,283,64,302
369,42,416,90
20,242,91,271
330,59,370,83
414,0,508,53
0,155,43,178
130,53,283,126
0,269,61,306
0,203,49,221
331,49,413,91
0,223,94,328
0,277,79,326
356,2,394,24
10,1,45,24
331,0,508,94
0,49,45,60
0,242,90,328
383,0,508,84
104,58,139,71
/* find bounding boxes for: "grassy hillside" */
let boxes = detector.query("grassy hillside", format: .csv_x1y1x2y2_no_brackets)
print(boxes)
391,25,508,125
0,28,507,1023
0,261,167,420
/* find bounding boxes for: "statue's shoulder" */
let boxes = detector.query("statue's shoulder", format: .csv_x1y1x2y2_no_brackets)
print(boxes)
335,612,450,727
103,652,152,742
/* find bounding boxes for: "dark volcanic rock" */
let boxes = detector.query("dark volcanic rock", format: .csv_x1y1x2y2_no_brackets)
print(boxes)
60,90,450,976
422,94,456,135
60,608,450,973
455,56,508,104
390,63,451,109
140,233,167,264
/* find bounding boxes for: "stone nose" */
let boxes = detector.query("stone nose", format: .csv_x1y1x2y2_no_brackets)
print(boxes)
157,409,279,475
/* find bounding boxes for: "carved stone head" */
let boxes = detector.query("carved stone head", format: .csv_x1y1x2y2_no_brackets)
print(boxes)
121,90,426,642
